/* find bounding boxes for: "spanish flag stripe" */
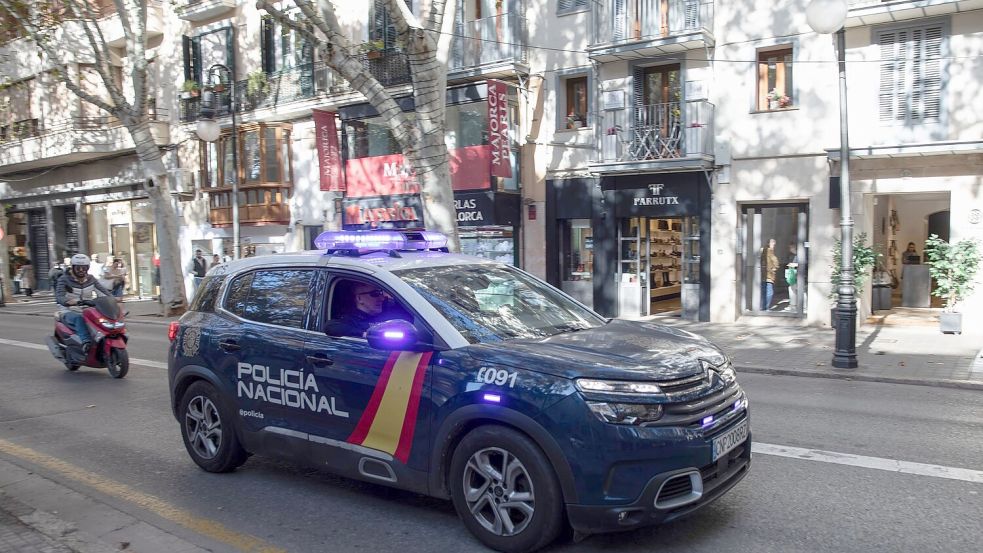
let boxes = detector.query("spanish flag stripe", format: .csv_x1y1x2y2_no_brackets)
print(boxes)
347,351,400,446
356,352,426,455
393,352,433,463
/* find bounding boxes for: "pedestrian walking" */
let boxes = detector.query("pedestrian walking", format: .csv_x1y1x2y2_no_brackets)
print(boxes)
191,249,207,291
19,260,34,297
760,238,778,311
103,257,127,297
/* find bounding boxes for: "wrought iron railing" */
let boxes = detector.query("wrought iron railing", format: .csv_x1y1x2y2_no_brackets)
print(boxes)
0,110,168,144
598,100,714,162
180,55,410,123
596,0,713,46
451,12,528,70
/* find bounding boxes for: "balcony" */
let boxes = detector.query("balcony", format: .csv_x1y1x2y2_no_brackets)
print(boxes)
102,0,164,47
846,0,983,27
449,12,529,82
209,203,290,226
179,59,407,123
0,112,170,176
175,0,237,22
591,100,714,173
590,0,714,62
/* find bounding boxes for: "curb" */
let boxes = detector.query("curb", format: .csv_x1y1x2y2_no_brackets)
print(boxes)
736,364,983,391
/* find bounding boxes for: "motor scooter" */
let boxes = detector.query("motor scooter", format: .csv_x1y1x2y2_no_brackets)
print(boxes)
45,296,129,378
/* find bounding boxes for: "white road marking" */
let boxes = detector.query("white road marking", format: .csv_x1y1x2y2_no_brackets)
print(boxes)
0,337,168,369
753,442,983,484
970,347,983,374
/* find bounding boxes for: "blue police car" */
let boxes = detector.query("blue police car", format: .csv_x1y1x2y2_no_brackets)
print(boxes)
168,230,750,552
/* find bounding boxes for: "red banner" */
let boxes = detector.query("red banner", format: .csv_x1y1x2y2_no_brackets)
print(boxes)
314,110,344,191
344,145,493,197
487,80,511,178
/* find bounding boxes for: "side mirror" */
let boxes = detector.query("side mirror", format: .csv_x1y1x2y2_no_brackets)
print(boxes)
365,319,422,351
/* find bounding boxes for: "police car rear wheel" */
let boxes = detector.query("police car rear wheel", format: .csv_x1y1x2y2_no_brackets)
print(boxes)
450,426,563,553
180,381,247,473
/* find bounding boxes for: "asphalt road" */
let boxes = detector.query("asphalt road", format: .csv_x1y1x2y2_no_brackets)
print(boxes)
0,311,981,553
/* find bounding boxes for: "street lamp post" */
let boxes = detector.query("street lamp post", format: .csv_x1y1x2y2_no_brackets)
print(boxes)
195,64,240,260
807,0,857,368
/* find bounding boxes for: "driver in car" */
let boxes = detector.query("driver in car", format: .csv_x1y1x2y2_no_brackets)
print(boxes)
325,282,411,338
55,254,114,352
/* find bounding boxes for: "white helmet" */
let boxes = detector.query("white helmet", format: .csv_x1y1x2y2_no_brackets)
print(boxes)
70,254,91,267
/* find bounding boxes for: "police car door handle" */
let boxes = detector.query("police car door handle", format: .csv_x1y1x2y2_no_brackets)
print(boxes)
218,340,241,352
306,354,334,366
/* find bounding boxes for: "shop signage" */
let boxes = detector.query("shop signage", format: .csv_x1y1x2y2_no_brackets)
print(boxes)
606,172,704,218
487,80,512,178
342,194,423,229
314,110,344,192
344,145,493,197
454,191,521,227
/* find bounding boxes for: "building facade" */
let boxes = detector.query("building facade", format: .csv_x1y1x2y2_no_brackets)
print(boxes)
3,0,981,329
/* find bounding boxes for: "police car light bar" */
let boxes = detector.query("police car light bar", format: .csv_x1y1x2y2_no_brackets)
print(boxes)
314,230,449,253
314,230,406,252
402,230,448,251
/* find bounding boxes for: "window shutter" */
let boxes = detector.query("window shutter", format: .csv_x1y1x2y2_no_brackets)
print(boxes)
182,35,193,82
191,36,202,86
914,25,942,123
632,66,645,132
558,0,587,13
261,18,275,73
878,30,902,124
612,0,627,41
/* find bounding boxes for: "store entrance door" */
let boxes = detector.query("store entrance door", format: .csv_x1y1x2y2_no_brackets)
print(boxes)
618,217,689,317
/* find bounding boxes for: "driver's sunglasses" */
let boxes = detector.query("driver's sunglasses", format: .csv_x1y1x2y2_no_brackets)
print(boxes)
358,290,385,299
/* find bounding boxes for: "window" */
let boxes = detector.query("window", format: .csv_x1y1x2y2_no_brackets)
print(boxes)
877,24,943,125
561,220,593,281
199,123,292,190
370,0,413,50
564,76,589,129
757,47,793,111
261,15,313,73
225,270,314,328
557,0,588,15
190,275,225,312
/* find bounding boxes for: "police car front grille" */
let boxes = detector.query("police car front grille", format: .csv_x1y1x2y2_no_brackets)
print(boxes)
655,372,711,397
644,383,743,430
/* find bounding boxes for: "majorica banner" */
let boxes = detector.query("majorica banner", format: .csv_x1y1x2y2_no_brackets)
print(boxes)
313,110,344,192
487,79,512,178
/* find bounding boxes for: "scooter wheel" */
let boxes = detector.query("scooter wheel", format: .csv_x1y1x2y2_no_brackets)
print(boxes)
65,363,80,371
107,349,129,379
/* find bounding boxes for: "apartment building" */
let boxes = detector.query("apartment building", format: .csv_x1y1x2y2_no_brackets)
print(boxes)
0,1,171,295
534,0,983,327
3,0,980,325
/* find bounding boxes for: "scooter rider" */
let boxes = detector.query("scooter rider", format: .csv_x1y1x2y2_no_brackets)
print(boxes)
55,254,114,352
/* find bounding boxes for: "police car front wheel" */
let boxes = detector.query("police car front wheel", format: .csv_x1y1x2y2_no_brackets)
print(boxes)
180,381,248,473
450,426,564,553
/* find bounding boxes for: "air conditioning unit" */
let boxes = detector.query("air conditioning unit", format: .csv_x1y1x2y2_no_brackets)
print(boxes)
168,168,195,200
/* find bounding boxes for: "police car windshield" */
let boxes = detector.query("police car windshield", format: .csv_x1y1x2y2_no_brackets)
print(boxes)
393,264,605,344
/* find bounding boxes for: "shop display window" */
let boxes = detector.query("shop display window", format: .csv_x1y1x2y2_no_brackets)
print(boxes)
561,219,592,281
459,227,515,265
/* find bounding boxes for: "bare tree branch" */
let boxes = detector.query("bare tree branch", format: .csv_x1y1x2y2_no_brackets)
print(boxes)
62,0,131,114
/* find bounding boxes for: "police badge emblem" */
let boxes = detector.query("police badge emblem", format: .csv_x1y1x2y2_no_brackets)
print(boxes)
182,326,201,357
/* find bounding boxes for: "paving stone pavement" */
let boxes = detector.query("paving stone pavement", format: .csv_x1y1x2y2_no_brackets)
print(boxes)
0,493,79,553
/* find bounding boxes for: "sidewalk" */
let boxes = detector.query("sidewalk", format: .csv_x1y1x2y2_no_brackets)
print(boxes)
642,313,983,391
4,294,981,390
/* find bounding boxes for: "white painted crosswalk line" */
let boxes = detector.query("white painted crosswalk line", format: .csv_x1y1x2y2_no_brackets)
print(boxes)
753,442,983,484
0,337,167,369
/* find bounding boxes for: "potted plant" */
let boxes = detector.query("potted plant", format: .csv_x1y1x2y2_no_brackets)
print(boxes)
180,80,199,99
924,234,981,334
246,70,269,98
766,88,791,110
361,39,385,59
829,233,880,327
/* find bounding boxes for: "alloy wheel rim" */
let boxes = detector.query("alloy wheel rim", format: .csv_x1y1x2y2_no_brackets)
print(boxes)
462,447,535,536
185,395,222,459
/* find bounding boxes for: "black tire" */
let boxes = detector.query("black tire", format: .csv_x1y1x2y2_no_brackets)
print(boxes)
179,381,248,473
64,362,80,371
449,426,564,553
106,348,129,379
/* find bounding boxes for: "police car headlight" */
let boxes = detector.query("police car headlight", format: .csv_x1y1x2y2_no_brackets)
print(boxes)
576,379,662,395
586,401,663,425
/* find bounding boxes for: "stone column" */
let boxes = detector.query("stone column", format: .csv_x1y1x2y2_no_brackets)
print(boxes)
76,199,89,254
0,204,13,303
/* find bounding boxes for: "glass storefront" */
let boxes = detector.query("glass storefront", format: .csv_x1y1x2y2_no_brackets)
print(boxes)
459,227,516,265
740,204,809,316
559,219,593,307
87,199,159,298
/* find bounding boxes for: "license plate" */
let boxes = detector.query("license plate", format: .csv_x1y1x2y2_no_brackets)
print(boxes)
712,419,749,462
